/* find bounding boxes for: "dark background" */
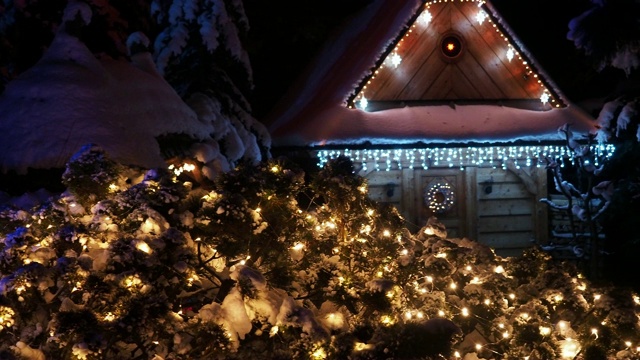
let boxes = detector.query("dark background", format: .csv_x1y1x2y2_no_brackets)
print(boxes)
243,0,630,122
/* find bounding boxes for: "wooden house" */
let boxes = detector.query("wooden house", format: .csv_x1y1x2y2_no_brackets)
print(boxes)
265,0,609,256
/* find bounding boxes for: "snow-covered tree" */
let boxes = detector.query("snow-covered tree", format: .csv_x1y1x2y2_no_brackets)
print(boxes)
549,0,640,288
567,0,640,76
0,0,270,193
1,149,639,359
151,0,270,174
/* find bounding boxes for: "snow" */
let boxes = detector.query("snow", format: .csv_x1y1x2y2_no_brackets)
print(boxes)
266,0,598,148
0,20,209,173
272,104,596,147
0,1,270,177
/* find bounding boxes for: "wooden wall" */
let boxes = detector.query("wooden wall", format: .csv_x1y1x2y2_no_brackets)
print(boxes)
358,161,548,257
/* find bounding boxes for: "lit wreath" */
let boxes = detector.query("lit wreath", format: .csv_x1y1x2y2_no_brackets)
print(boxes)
424,181,455,213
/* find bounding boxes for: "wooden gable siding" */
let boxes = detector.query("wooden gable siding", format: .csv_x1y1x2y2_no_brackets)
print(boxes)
362,1,541,103
355,153,548,257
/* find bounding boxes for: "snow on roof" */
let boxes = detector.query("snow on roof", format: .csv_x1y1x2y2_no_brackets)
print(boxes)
273,103,596,147
266,0,598,148
0,4,212,174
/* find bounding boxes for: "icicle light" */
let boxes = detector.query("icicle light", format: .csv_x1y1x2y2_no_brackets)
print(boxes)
315,144,615,171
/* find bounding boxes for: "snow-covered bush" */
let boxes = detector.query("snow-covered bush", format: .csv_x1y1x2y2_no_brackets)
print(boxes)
1,151,639,359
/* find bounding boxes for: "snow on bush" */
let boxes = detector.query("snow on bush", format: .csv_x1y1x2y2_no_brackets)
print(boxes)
0,150,638,359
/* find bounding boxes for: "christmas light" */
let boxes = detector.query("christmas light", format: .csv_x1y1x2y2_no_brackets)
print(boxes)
358,97,368,110
350,0,565,109
560,338,580,358
389,52,402,68
506,47,514,61
311,347,327,359
476,10,487,24
135,240,152,254
540,92,550,104
418,9,432,26
539,326,551,336
315,145,615,171
103,312,116,322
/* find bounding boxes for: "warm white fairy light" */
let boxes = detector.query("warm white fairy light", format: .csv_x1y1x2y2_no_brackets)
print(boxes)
405,311,413,320
539,326,551,336
103,312,116,322
311,346,327,359
0,306,15,331
560,338,580,359
354,342,373,351
170,163,196,176
136,240,152,254
269,326,279,336
380,315,394,325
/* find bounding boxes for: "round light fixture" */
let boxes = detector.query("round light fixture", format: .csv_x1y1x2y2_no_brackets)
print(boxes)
441,34,463,58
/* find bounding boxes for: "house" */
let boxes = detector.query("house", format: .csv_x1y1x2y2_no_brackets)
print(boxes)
265,0,611,256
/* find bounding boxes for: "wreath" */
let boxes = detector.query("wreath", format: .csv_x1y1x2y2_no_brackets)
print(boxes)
424,181,455,213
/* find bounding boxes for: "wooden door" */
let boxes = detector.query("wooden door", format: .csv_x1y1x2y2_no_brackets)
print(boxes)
414,168,467,238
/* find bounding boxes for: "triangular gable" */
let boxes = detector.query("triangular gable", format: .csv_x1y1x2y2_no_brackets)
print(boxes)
266,0,595,148
347,0,564,112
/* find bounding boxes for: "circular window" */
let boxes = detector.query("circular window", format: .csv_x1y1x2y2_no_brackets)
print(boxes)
440,34,463,59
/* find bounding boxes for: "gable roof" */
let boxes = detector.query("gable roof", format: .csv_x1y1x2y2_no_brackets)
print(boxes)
266,0,596,148
348,0,564,110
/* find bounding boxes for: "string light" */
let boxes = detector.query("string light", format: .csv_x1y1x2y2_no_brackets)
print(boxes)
349,0,563,110
316,145,615,171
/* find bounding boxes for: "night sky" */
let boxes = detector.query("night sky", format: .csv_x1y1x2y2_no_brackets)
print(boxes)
244,0,628,121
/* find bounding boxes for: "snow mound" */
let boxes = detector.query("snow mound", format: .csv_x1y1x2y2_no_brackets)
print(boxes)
0,7,212,174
